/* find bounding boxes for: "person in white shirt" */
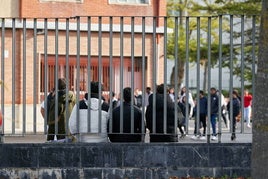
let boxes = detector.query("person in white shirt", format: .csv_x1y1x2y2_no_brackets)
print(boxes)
69,81,109,143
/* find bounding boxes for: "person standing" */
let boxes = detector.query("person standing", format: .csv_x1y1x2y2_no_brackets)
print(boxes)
47,78,76,142
134,88,142,109
108,87,145,142
210,87,219,141
179,86,195,118
69,81,109,143
178,96,190,138
244,89,252,128
191,90,207,140
227,90,241,141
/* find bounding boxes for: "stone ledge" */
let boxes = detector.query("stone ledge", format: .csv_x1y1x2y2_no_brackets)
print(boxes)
0,143,251,178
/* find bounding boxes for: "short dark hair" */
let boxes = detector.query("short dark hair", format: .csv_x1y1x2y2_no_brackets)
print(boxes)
123,87,132,103
157,84,165,94
200,90,204,95
58,78,66,90
233,89,239,97
210,87,217,91
91,81,101,94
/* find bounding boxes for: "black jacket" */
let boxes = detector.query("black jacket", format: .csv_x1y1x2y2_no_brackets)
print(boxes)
108,102,145,142
211,93,219,114
227,97,241,117
146,93,178,142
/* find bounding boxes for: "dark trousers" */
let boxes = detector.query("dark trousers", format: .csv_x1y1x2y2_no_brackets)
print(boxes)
47,124,66,141
194,113,207,136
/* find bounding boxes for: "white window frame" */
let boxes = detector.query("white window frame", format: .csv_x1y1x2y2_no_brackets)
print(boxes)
109,0,150,5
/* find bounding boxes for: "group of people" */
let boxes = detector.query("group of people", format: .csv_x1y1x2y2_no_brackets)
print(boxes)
41,78,252,143
191,88,252,141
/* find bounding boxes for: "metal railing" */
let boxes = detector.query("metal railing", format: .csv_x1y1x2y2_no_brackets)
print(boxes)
0,15,259,143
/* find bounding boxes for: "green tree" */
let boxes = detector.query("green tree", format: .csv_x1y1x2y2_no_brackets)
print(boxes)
167,0,261,90
252,0,268,177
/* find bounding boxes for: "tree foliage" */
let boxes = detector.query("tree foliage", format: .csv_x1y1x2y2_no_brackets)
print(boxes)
167,0,261,89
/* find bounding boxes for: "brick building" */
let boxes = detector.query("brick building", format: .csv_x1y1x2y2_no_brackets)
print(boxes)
0,0,167,104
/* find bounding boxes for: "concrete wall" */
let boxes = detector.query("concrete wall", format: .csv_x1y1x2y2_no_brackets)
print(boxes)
0,143,251,178
0,0,20,18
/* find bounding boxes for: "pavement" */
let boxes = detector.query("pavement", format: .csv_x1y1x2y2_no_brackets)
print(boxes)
1,119,252,144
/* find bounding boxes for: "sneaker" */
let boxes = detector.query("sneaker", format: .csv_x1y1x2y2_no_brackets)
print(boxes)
191,135,198,140
211,136,217,141
199,136,206,140
231,134,236,141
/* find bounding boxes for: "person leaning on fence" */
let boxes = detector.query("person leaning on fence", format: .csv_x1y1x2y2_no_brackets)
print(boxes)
47,78,76,142
107,87,145,142
227,90,241,141
146,84,178,142
69,81,109,143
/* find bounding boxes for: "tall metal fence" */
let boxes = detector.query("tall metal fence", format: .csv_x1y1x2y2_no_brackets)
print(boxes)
0,15,259,143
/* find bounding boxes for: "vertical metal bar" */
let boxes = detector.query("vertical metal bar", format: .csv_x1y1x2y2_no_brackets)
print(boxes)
119,16,124,133
152,17,157,134
174,16,179,135
185,16,190,134
207,17,212,143
229,15,234,135
33,18,37,134
240,15,245,133
163,17,168,134
141,17,146,135
0,18,5,141
22,19,27,135
130,16,135,134
251,15,256,129
87,17,92,133
218,15,223,143
65,18,70,140
108,16,113,133
44,18,48,134
54,18,59,138
196,17,201,137
76,17,81,139
98,16,102,133
12,18,16,134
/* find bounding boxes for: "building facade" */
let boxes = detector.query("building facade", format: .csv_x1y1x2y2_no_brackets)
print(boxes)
0,0,167,104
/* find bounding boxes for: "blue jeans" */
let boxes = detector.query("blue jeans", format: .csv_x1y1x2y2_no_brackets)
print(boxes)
244,106,251,125
211,114,217,136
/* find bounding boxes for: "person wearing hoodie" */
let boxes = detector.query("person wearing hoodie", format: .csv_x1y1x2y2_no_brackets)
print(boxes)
146,84,178,142
69,81,109,143
108,87,145,142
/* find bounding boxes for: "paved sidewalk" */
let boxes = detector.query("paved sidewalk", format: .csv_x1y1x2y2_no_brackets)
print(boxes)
2,119,252,143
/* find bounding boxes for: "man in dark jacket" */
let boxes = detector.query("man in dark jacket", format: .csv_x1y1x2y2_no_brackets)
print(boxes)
227,90,241,141
210,87,219,141
192,90,207,140
108,87,145,142
146,84,178,142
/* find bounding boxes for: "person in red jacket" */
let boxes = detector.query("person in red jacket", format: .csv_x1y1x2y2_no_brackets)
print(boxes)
244,90,253,128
